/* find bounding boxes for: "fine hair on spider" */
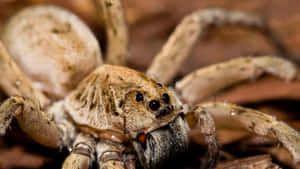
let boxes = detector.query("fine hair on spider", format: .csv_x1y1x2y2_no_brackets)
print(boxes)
0,1,299,169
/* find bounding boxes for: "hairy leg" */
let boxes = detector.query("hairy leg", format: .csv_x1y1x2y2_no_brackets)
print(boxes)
146,8,290,84
62,134,96,169
94,0,128,65
96,140,129,169
0,41,49,107
185,106,219,169
176,56,297,104
48,101,77,149
0,96,61,148
215,154,280,169
198,102,300,163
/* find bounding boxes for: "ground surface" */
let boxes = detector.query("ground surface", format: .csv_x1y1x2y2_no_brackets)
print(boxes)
0,0,300,169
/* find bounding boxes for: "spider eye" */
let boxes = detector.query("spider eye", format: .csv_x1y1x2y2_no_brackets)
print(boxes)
135,92,144,102
149,100,160,111
161,93,170,104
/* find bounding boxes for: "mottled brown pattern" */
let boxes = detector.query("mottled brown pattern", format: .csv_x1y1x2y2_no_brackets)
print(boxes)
65,65,182,141
0,1,299,169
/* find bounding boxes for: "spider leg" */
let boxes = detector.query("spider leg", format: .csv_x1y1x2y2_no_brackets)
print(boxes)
0,41,49,107
62,134,96,169
176,56,297,104
215,154,280,169
94,0,128,65
146,8,289,84
197,102,300,163
185,105,219,169
0,96,62,148
96,140,133,169
0,41,75,149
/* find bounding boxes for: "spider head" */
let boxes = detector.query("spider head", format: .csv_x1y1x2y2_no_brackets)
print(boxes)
119,80,185,136
119,82,189,169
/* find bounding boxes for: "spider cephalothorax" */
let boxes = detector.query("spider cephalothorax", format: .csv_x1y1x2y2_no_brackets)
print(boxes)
64,65,189,169
66,65,183,140
0,1,299,169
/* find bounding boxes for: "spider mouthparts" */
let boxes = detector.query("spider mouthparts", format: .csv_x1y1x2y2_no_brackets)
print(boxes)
155,105,174,118
133,116,188,169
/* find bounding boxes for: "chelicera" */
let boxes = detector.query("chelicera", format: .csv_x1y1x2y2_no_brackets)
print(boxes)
0,1,299,169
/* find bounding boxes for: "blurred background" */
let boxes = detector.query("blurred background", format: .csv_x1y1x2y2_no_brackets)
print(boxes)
0,0,300,169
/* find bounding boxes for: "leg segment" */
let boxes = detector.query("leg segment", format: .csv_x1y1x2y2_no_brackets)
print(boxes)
94,0,128,65
62,134,96,169
0,96,61,148
96,140,128,169
215,154,280,169
185,106,219,169
176,56,296,104
0,41,49,107
99,160,125,169
198,102,300,163
146,8,290,84
48,101,77,149
62,154,91,169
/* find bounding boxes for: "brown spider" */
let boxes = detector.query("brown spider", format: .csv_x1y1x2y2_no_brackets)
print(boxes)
0,0,299,169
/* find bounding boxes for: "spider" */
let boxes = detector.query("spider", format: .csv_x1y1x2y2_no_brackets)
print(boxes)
0,0,299,169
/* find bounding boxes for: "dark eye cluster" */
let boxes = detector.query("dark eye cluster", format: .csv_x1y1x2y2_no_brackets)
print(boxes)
149,100,160,111
161,93,170,104
135,92,172,113
135,92,144,102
